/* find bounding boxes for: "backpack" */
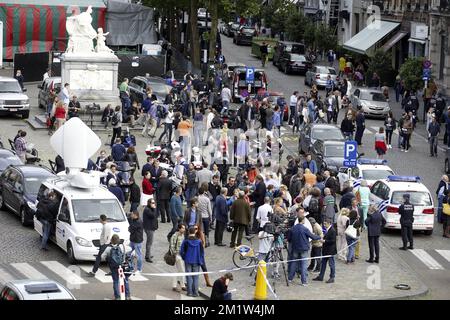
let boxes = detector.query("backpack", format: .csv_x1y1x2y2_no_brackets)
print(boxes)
157,104,168,118
108,245,124,269
111,112,120,126
308,197,319,214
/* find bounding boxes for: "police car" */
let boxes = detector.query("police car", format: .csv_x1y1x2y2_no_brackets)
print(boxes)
337,159,395,192
369,176,434,235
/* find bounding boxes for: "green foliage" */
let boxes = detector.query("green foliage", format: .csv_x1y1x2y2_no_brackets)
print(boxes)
399,57,425,91
315,24,337,52
285,11,307,42
367,49,395,86
260,0,295,35
303,21,316,48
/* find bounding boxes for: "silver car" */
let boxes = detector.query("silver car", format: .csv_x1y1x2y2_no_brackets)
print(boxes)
0,280,76,300
305,65,338,88
0,77,30,119
349,88,390,118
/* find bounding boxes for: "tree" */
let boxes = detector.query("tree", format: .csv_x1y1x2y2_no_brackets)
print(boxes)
260,0,294,36
208,0,219,69
399,57,424,91
315,24,337,52
189,0,201,68
303,21,316,49
367,49,394,86
285,11,307,42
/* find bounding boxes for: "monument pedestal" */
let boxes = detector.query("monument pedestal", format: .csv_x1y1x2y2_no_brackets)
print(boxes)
60,53,121,110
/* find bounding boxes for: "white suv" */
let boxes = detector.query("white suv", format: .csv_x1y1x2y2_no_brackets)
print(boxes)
369,176,434,235
0,76,30,118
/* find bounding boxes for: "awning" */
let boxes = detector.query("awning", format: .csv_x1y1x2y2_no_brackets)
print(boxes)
381,31,408,52
408,38,426,45
343,20,400,55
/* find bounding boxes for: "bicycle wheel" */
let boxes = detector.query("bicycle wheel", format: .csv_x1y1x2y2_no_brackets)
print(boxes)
232,248,255,269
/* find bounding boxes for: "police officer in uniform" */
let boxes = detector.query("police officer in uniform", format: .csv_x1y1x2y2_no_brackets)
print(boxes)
399,193,414,250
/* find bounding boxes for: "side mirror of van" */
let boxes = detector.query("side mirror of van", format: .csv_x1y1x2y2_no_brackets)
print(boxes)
37,85,42,89
22,88,27,93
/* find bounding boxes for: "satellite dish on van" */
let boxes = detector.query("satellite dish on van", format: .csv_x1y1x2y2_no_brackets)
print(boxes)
50,117,101,176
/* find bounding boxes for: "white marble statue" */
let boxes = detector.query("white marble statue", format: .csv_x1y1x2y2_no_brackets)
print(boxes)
65,6,97,54
95,28,114,54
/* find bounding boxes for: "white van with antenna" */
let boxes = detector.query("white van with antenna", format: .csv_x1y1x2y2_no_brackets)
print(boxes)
33,174,130,264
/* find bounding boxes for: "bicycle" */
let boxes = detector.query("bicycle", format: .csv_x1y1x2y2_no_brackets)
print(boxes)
232,233,289,286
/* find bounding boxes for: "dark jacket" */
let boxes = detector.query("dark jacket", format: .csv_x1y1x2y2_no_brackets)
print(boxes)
129,182,141,203
125,152,140,169
230,198,251,225
365,211,386,237
143,206,159,231
210,278,228,300
111,143,127,162
35,198,59,222
399,202,414,226
287,223,321,252
183,208,202,228
339,191,355,209
141,163,153,177
321,226,337,256
108,186,125,205
55,155,65,174
436,179,448,196
252,182,267,208
170,194,183,220
356,112,365,129
215,194,229,223
157,177,173,200
340,118,354,133
128,218,144,243
150,166,163,187
208,182,221,202
428,121,440,137
180,235,205,265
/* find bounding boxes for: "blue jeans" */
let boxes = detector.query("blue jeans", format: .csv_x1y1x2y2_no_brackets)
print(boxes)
222,100,230,110
185,186,198,206
288,250,309,283
130,202,139,213
346,236,357,262
438,195,444,223
130,242,143,272
185,263,200,296
41,220,52,249
266,120,273,131
111,268,130,299
318,256,335,279
121,96,131,112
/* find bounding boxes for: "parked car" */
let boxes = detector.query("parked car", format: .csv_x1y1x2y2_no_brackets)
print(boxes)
0,149,23,174
0,164,55,226
304,66,339,88
298,123,345,154
233,26,256,45
311,140,349,173
128,76,172,104
278,53,311,75
0,76,30,119
272,41,305,67
1,280,75,300
37,77,61,110
231,67,268,102
349,87,391,119
226,22,240,37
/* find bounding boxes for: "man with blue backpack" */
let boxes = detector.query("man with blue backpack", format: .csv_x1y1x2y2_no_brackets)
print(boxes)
102,234,132,300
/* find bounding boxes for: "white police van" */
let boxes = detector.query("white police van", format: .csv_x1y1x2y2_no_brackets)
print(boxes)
33,174,130,264
369,176,434,235
338,159,395,191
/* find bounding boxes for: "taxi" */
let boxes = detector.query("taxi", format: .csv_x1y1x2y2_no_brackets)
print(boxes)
369,176,434,235
337,159,395,192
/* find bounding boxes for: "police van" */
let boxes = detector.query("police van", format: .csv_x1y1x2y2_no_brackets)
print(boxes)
369,176,434,235
33,174,130,264
337,159,395,192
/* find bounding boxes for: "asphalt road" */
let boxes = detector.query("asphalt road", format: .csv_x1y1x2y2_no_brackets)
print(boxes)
219,34,450,299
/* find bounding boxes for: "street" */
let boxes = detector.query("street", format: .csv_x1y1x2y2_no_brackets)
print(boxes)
0,35,448,300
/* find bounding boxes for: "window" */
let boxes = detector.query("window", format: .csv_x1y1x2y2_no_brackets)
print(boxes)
71,199,126,223
0,287,19,300
371,182,382,197
362,169,394,181
0,80,22,93
324,144,345,157
361,92,387,102
379,184,390,200
391,191,432,206
351,167,360,178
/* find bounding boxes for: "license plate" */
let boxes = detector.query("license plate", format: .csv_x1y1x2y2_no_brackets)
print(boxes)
9,108,17,112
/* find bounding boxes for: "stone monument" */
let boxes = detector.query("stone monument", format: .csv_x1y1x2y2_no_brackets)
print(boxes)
60,6,120,110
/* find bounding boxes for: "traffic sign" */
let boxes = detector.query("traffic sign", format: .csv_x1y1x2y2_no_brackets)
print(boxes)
423,59,432,69
344,140,358,168
246,67,255,84
423,68,431,81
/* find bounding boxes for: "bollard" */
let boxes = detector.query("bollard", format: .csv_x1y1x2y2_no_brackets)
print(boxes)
118,266,125,300
254,260,267,300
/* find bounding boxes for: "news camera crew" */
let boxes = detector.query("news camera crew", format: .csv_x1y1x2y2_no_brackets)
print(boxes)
399,193,415,250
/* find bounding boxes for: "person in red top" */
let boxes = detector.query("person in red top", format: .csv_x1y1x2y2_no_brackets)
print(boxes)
54,101,67,129
142,171,155,195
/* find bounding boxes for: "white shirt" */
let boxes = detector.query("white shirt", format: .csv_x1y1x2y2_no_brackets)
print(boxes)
164,110,174,124
258,231,274,254
61,87,70,105
221,87,232,102
256,204,273,227
99,223,113,246
43,72,49,81
290,94,297,107
206,112,215,130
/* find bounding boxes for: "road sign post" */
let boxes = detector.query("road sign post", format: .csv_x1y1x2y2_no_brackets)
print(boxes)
246,67,255,97
343,140,358,168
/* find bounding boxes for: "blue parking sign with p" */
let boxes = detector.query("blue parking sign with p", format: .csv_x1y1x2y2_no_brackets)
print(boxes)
343,140,358,167
246,67,255,84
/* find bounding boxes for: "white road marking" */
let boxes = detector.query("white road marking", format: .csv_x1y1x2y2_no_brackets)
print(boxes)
11,263,48,280
128,272,148,282
436,250,450,263
40,261,88,286
0,267,15,285
156,294,171,300
410,249,444,270
79,266,113,283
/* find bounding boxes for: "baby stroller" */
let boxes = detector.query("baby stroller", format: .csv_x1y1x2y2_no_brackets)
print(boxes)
121,127,136,148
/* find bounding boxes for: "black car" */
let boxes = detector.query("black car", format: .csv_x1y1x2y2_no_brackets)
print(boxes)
128,76,172,104
298,123,345,154
233,26,256,45
272,41,305,67
277,53,311,75
310,140,347,173
0,148,23,173
225,22,240,37
0,165,55,226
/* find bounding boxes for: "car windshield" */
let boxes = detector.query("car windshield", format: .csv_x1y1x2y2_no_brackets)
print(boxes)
291,54,306,61
324,145,345,157
311,127,344,141
0,156,22,171
362,169,394,181
72,199,126,222
241,28,255,35
148,83,171,95
361,92,386,102
0,81,22,93
391,191,432,206
25,176,53,195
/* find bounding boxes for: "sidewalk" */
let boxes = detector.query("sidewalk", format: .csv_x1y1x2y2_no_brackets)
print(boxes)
198,230,428,300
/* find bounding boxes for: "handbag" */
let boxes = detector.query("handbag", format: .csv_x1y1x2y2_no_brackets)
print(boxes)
164,236,179,266
345,222,358,239
443,203,450,216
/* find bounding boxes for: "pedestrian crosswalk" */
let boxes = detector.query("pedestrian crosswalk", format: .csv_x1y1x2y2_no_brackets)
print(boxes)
407,249,450,271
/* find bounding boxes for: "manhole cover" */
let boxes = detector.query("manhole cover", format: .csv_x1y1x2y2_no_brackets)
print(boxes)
394,284,411,290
